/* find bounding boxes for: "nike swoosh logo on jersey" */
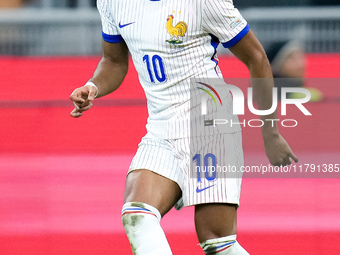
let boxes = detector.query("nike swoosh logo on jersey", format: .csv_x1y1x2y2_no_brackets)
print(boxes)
118,22,135,28
196,184,215,193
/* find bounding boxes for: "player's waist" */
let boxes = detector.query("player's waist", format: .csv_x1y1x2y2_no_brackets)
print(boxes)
146,116,241,139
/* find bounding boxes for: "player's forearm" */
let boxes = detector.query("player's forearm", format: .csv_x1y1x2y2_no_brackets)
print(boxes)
248,53,280,140
89,55,128,98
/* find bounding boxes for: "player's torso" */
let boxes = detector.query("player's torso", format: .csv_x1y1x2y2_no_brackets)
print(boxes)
110,0,220,89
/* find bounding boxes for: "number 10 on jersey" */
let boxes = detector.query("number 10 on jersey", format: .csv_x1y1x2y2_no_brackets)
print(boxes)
193,153,217,183
143,54,167,83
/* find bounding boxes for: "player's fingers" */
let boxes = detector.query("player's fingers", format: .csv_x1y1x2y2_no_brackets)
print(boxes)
289,151,299,163
71,95,85,104
73,101,82,110
75,98,93,109
70,108,83,118
87,86,97,101
71,112,83,118
283,156,292,166
79,102,93,112
70,89,86,103
272,157,284,167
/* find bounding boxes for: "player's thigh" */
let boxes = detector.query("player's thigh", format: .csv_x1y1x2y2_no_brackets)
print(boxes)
195,203,238,243
125,169,182,217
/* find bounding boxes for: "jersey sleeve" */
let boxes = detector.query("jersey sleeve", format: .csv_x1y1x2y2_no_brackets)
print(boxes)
202,0,250,48
97,0,123,43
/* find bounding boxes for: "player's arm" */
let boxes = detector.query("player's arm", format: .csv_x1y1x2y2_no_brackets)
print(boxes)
229,30,298,166
70,40,129,118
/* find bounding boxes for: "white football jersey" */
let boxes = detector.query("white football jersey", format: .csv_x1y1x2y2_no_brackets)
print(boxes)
97,0,249,138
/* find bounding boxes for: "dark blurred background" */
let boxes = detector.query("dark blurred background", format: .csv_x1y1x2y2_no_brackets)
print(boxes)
0,0,340,55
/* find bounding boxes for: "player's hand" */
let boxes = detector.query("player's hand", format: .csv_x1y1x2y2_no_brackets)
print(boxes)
263,133,298,166
69,85,97,118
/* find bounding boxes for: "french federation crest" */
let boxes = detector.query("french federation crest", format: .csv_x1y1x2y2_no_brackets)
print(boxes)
166,15,187,44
